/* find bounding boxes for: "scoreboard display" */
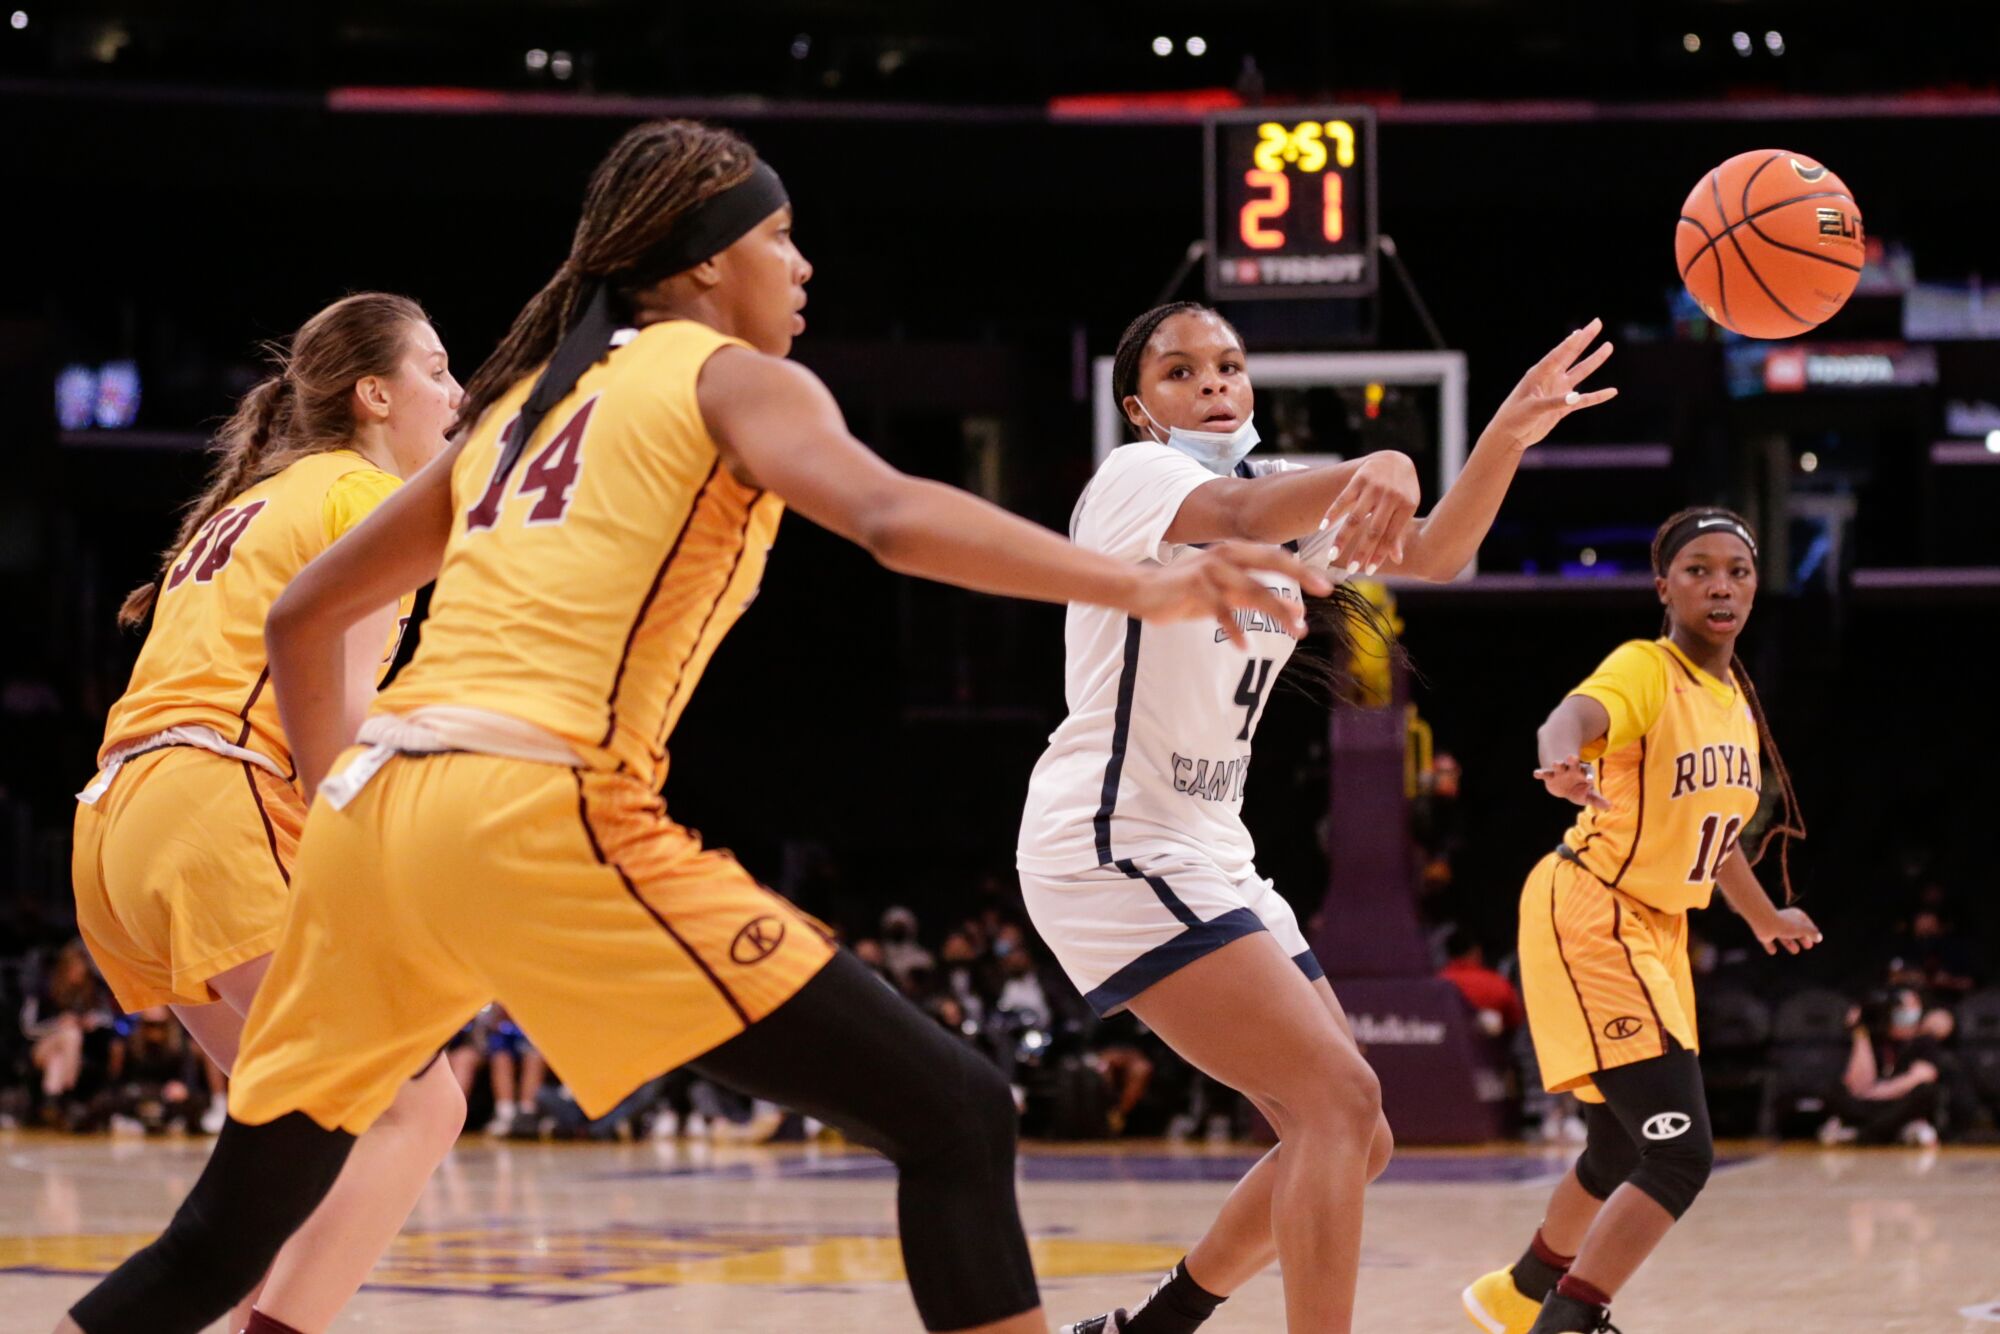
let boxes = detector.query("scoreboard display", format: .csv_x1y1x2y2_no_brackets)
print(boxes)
1204,107,1378,301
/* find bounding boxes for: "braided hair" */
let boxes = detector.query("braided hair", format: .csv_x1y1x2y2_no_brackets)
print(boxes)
1110,301,1406,703
452,120,759,440
1650,505,1807,900
118,292,429,628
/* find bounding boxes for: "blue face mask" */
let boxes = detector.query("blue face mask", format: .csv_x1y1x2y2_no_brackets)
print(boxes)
1135,398,1260,475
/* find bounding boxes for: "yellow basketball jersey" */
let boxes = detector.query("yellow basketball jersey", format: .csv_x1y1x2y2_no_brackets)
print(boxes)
377,320,782,789
1561,638,1762,913
101,451,406,773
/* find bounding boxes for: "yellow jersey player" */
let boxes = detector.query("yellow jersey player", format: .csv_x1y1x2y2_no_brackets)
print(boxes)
69,293,468,1334
60,120,1326,1334
1462,507,1820,1334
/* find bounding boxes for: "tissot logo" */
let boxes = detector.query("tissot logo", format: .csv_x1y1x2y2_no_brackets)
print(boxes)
1603,1016,1645,1040
730,916,787,965
1643,1111,1693,1141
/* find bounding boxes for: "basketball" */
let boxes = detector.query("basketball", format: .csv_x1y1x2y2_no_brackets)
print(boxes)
1675,149,1865,339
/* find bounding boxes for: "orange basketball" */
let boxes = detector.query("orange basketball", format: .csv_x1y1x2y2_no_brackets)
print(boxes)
1674,149,1865,339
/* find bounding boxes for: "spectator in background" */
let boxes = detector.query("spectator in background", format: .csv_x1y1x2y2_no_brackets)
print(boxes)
1884,909,1982,1001
1439,925,1525,1037
1820,988,1943,1146
851,937,892,984
879,906,935,993
992,925,1050,1029
483,1005,548,1137
103,1007,205,1135
939,931,988,1025
21,941,116,1123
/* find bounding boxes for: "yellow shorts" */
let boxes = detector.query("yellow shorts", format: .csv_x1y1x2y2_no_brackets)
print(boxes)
1517,851,1698,1103
231,751,836,1135
72,746,303,1012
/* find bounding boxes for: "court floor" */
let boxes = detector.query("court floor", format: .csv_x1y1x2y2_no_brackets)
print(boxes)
3,1131,1996,1331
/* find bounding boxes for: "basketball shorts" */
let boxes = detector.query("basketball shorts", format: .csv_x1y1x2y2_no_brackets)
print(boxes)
72,746,303,1011
229,750,835,1135
1020,853,1323,1016
1518,850,1699,1103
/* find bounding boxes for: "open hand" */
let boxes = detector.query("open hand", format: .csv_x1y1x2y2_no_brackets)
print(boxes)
1321,450,1420,576
1489,319,1618,452
1757,906,1823,956
1534,753,1611,810
1130,541,1334,648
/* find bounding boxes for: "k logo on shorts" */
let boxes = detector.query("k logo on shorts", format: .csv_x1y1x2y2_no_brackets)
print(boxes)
1603,1016,1645,1040
730,915,787,965
1643,1111,1693,1141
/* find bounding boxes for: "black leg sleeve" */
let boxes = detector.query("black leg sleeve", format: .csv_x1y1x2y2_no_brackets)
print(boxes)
1589,1047,1715,1221
691,949,1039,1331
69,1113,354,1334
1572,1100,1641,1201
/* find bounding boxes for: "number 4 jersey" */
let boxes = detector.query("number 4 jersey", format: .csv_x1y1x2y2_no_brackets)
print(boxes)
378,321,781,791
100,451,405,774
1018,441,1328,882
1563,638,1763,914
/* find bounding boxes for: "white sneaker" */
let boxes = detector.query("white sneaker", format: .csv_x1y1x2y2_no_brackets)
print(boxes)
484,1101,517,1136
1817,1116,1857,1146
684,1113,710,1138
199,1098,227,1135
1558,1114,1588,1144
650,1111,681,1141
1899,1119,1939,1148
109,1114,146,1137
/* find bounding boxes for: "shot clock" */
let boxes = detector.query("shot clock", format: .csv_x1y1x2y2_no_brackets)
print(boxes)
1204,107,1378,301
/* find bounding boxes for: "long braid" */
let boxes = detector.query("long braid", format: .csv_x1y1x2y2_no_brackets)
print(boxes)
1733,652,1807,902
1651,505,1807,901
453,120,758,439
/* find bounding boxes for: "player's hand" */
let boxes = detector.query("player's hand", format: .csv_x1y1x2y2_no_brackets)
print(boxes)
1488,319,1618,453
1130,541,1334,649
1533,753,1611,810
1756,906,1824,956
1320,450,1420,575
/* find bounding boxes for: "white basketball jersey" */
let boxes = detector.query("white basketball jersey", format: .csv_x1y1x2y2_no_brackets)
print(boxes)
1017,441,1336,882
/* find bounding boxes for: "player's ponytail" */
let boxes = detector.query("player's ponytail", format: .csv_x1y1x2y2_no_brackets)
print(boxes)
116,292,429,629
454,119,760,441
1649,505,1807,901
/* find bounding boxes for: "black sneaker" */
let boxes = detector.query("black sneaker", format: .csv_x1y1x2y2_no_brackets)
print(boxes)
1528,1291,1622,1334
1057,1311,1129,1334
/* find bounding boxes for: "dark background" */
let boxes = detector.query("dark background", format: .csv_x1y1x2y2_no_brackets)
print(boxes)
3,0,1996,979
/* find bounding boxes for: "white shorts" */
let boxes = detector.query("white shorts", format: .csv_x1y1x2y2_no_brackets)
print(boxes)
1020,854,1323,1016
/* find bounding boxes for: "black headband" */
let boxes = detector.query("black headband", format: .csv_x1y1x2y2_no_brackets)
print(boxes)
496,160,790,480
1656,511,1758,572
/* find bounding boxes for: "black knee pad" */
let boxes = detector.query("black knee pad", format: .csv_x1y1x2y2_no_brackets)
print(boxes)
1573,1102,1640,1200
1590,1048,1715,1220
70,1113,354,1334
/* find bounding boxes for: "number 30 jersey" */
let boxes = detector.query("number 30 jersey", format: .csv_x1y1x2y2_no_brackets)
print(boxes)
378,320,783,791
100,450,403,773
1017,442,1315,882
1563,638,1764,914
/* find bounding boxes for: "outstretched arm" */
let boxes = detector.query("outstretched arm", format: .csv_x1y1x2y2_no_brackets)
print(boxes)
1533,694,1613,810
699,348,1329,636
1160,452,1420,574
1379,319,1617,582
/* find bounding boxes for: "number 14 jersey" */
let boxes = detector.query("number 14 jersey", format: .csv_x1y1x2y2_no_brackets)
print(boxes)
378,320,783,791
1017,441,1313,882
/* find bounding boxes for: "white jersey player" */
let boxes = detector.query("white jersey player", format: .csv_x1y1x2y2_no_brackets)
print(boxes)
1022,303,1618,1334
